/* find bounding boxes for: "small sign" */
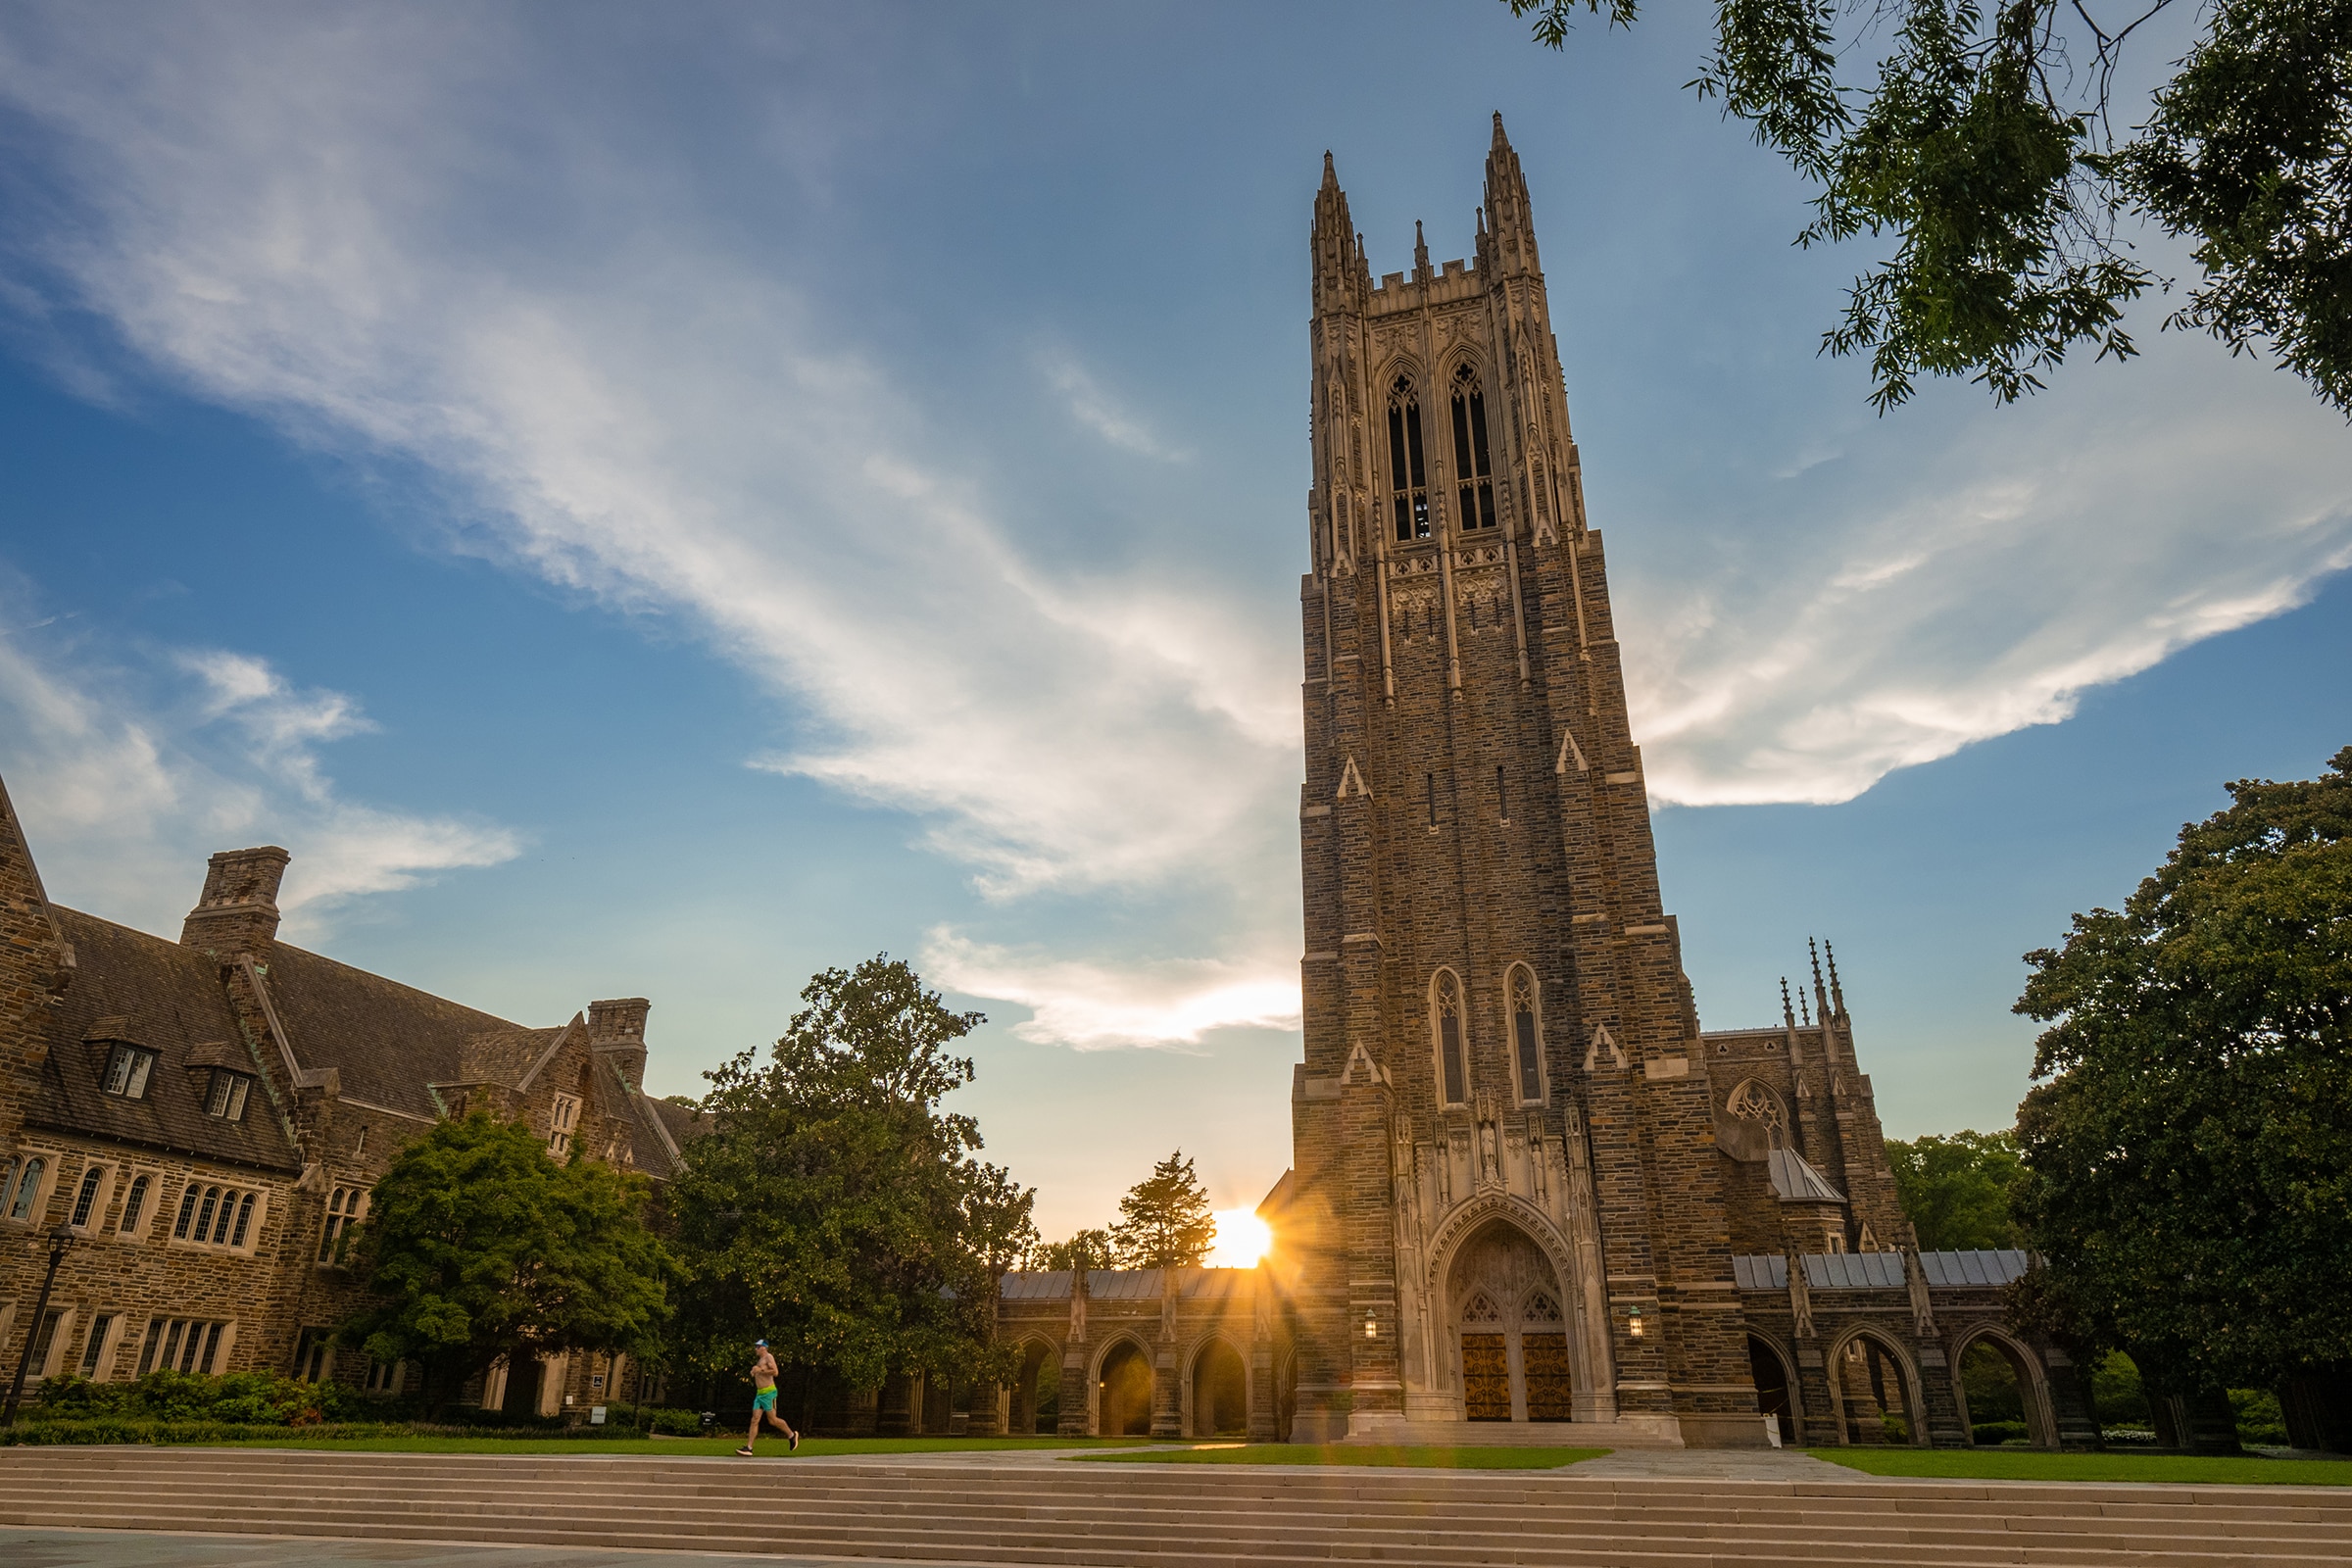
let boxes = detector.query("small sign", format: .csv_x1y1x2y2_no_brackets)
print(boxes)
590,1405,607,1425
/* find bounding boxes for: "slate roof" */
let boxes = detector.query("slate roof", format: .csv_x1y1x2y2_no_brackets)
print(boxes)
29,908,304,1173
259,941,520,1120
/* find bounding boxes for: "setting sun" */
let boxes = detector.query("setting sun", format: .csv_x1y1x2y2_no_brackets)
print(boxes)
1205,1207,1272,1268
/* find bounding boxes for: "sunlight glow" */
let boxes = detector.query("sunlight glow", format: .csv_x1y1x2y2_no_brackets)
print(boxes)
1206,1208,1272,1269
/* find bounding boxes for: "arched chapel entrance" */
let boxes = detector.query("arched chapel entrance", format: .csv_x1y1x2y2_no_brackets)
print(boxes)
1447,1218,1574,1423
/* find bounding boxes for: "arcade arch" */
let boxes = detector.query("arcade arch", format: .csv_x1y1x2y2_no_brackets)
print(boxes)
1825,1326,1930,1446
1747,1333,1800,1446
1188,1337,1249,1437
1094,1337,1154,1437
1954,1326,2056,1448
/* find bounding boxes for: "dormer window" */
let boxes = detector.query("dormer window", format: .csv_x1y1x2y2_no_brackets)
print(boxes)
549,1095,580,1156
204,1069,253,1121
1449,365,1496,530
103,1045,157,1100
1387,375,1430,541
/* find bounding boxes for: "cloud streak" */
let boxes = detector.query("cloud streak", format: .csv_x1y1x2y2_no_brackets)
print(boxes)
0,590,517,939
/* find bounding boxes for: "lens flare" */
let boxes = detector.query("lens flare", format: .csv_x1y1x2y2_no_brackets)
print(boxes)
1206,1207,1272,1268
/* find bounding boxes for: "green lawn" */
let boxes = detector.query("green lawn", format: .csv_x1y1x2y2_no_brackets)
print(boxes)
211,1434,1152,1457
1809,1447,2352,1487
1075,1443,1609,1470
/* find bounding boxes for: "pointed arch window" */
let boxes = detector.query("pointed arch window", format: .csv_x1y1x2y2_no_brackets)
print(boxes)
1387,375,1430,541
1450,365,1496,531
1433,970,1467,1105
1509,966,1544,1103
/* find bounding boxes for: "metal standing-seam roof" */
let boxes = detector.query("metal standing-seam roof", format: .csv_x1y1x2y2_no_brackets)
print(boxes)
1919,1249,2032,1287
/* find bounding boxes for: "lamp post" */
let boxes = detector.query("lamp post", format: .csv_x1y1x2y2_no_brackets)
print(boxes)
2,1222,75,1428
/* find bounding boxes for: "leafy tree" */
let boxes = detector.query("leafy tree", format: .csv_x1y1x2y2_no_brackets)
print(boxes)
340,1109,676,1411
668,956,1037,1400
1885,1128,2025,1250
1506,0,2352,415
2010,746,2352,1396
1032,1228,1112,1271
1109,1151,1215,1270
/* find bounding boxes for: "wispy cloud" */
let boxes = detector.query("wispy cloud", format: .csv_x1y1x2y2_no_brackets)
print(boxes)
1036,347,1190,463
924,928,1298,1051
0,584,516,938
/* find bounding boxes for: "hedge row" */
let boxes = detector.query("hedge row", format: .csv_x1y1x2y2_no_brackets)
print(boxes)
0,1418,670,1446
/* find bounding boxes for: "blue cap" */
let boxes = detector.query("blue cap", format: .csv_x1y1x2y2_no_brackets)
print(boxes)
755,1339,766,1347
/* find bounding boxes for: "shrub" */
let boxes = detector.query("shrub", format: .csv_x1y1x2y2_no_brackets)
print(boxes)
33,1370,369,1426
0,1418,657,1446
1971,1420,2031,1445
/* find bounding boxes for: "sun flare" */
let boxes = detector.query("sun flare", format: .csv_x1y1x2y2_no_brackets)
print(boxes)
1206,1207,1272,1268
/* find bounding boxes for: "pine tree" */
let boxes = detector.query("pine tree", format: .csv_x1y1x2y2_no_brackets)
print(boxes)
1109,1151,1214,1270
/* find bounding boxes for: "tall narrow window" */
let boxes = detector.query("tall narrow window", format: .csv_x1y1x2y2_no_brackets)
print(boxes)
6,1155,44,1221
69,1166,105,1228
294,1326,332,1382
78,1314,116,1379
1435,972,1467,1105
27,1310,62,1376
1449,365,1496,531
1510,968,1544,1102
227,1192,257,1249
118,1174,150,1236
1387,375,1430,541
549,1095,581,1156
172,1184,199,1240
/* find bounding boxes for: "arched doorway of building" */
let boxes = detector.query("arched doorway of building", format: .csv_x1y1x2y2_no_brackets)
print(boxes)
1097,1340,1153,1436
1011,1340,1056,1435
1831,1330,1927,1446
500,1355,543,1418
1957,1330,2051,1447
1275,1348,1298,1440
1446,1217,1573,1423
1748,1335,1797,1446
1191,1339,1248,1437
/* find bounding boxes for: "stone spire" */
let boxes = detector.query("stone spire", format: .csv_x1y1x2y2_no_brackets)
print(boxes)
1824,940,1847,1021
1412,219,1432,284
1482,112,1541,277
1310,151,1369,316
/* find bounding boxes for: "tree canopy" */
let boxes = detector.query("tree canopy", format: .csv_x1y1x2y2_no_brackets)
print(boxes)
1032,1228,1112,1272
1109,1150,1216,1270
667,956,1036,1396
1507,0,2352,415
1885,1128,2025,1250
2011,746,2352,1392
341,1108,675,1408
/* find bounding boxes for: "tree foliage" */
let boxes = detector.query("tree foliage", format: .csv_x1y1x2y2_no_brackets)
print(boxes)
1886,1128,2025,1250
1032,1228,1112,1272
1109,1150,1215,1270
1507,0,2352,416
2010,746,2352,1389
340,1109,676,1408
667,956,1037,1396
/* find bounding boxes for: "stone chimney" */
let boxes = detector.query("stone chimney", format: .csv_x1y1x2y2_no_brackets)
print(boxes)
180,847,291,957
587,997,650,1092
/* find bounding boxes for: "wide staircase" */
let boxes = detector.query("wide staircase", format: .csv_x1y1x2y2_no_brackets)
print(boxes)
3,1446,2349,1566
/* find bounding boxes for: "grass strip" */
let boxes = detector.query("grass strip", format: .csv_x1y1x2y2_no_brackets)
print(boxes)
1807,1448,2352,1487
207,1434,1153,1456
1074,1443,1609,1470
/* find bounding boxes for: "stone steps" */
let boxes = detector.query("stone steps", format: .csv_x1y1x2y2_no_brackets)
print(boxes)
2,1450,2346,1568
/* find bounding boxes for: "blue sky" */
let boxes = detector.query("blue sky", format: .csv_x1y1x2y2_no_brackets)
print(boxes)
2,4,2347,1239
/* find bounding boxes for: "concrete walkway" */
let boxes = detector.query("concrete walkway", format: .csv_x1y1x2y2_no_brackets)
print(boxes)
4,1528,943,1568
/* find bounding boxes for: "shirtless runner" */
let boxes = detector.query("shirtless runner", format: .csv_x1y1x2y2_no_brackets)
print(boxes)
738,1339,799,1455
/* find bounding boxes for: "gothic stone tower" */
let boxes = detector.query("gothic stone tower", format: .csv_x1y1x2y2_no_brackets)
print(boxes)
1279,118,1765,1447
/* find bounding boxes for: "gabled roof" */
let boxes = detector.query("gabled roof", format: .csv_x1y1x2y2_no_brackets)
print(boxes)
258,941,519,1120
29,909,303,1173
